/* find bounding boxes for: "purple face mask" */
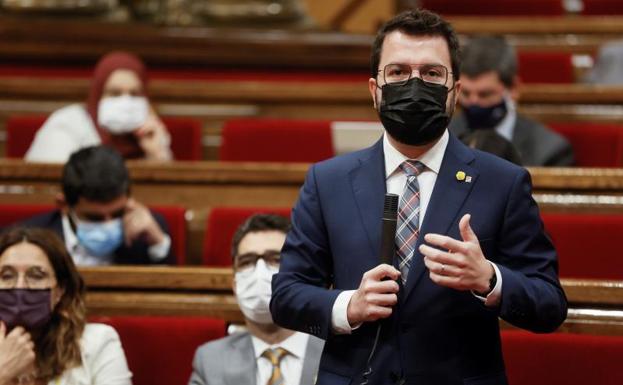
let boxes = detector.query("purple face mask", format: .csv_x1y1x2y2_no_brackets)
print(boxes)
0,288,52,330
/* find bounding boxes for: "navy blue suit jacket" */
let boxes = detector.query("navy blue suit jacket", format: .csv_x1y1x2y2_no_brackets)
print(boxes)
270,133,567,385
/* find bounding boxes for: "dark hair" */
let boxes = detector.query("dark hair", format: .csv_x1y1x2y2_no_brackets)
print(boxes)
460,130,522,165
370,9,461,82
231,213,291,259
0,227,86,382
62,146,130,206
461,35,517,88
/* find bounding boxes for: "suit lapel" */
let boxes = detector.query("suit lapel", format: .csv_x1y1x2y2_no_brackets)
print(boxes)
349,140,387,258
300,336,324,385
224,333,257,385
403,134,478,300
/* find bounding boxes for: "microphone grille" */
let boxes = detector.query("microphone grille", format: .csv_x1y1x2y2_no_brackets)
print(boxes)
383,193,399,217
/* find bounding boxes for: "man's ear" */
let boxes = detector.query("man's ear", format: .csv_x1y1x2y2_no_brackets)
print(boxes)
368,77,378,109
55,193,68,213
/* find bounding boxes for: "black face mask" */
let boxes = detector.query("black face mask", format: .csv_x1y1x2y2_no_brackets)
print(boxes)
378,77,450,146
462,97,508,130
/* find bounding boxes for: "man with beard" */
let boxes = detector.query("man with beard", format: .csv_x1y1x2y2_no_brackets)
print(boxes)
449,36,574,167
189,214,323,385
270,9,567,385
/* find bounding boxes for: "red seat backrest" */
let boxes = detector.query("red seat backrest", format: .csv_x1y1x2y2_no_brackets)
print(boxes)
90,316,226,385
6,114,202,161
150,205,187,265
220,119,334,163
420,0,564,15
0,204,55,227
542,212,623,280
517,51,574,84
547,122,623,167
582,0,623,14
203,207,291,266
502,330,623,385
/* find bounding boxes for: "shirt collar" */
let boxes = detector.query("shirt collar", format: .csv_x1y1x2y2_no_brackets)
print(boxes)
495,97,517,141
383,129,449,179
61,213,80,253
251,331,310,360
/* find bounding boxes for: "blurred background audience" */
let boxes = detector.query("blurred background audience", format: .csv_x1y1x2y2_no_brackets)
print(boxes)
21,146,174,265
25,51,172,163
0,227,132,385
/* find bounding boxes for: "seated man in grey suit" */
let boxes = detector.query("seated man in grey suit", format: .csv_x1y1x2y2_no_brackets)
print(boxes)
449,35,575,166
189,214,323,385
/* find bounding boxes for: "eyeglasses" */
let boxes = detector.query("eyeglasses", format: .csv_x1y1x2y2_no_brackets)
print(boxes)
379,63,452,87
234,250,281,272
0,266,56,290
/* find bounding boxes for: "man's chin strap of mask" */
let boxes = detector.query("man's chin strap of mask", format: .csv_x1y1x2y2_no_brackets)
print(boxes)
376,77,451,147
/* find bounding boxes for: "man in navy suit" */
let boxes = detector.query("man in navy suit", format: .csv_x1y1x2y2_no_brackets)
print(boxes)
270,9,567,385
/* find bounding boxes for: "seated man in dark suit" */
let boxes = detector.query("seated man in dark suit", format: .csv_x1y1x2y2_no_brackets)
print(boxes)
189,214,323,385
21,145,175,265
449,36,575,167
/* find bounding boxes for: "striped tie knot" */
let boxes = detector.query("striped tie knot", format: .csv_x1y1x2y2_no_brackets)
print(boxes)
400,160,425,177
262,347,289,385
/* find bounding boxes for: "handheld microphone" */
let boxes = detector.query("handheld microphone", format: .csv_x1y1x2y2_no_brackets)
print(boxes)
380,193,399,266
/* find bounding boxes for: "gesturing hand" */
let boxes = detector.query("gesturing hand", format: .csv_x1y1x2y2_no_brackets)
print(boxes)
419,214,494,293
122,199,165,247
0,323,35,384
346,264,401,327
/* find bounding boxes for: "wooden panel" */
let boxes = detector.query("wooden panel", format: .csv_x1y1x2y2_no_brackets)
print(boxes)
78,266,623,334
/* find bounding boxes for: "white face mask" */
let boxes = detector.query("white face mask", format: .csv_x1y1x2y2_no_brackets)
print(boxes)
97,95,148,134
235,259,279,324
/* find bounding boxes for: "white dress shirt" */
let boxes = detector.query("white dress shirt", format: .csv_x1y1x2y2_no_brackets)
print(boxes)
61,213,171,266
331,130,502,334
493,97,517,142
251,332,310,385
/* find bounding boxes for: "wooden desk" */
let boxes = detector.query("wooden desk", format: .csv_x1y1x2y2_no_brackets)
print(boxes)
4,161,623,260
80,266,623,335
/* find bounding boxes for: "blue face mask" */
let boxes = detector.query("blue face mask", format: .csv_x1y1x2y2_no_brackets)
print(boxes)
74,218,124,257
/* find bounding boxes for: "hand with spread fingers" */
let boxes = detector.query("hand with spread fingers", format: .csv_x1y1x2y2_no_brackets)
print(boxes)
419,214,494,294
347,264,401,326
0,323,36,385
122,199,165,247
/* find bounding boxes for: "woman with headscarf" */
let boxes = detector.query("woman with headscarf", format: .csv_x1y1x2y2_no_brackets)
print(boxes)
25,51,172,163
0,227,132,385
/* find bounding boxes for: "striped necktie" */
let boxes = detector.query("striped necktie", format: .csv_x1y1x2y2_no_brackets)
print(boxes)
396,160,425,284
261,347,289,385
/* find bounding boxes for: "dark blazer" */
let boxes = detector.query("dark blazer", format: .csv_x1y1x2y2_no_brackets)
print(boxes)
188,332,324,385
449,112,575,167
270,133,567,385
20,210,175,264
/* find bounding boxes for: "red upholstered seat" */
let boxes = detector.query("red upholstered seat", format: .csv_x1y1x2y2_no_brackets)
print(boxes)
5,115,202,160
582,0,623,14
90,316,226,385
203,206,291,266
517,51,575,84
548,122,623,167
542,212,623,280
219,119,334,163
502,330,623,385
0,203,187,265
419,0,564,15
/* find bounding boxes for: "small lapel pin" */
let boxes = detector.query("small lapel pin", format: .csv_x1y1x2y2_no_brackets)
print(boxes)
466,176,472,183
455,171,466,181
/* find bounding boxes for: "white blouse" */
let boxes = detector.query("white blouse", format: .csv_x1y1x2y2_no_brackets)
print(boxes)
25,104,102,164
49,323,133,385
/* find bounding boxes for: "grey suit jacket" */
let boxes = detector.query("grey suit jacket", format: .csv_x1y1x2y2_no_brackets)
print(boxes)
449,112,575,167
189,332,324,385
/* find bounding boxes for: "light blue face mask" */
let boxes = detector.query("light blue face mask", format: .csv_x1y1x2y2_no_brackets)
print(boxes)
74,218,124,257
